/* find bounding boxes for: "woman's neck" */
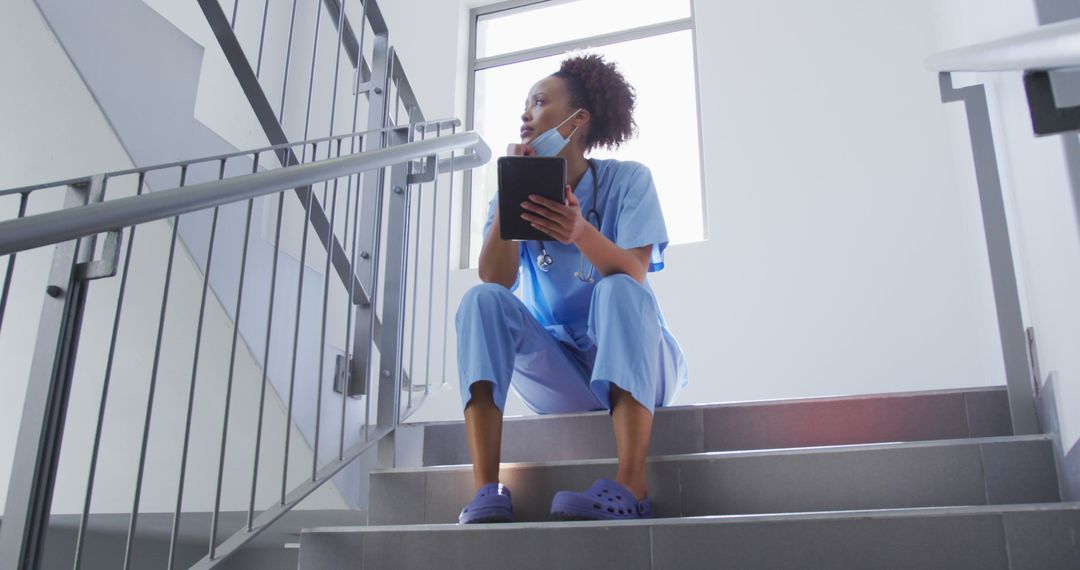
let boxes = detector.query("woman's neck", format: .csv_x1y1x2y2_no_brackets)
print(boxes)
565,152,590,192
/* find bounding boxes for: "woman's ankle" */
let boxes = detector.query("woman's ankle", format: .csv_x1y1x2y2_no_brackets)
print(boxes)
614,475,647,501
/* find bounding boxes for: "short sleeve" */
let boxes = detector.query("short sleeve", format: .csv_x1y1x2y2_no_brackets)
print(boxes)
614,164,669,272
481,191,522,292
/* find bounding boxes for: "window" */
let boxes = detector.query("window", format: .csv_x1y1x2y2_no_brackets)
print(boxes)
463,0,707,267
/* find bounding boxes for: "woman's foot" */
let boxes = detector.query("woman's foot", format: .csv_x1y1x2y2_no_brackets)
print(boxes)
458,482,514,524
550,478,651,521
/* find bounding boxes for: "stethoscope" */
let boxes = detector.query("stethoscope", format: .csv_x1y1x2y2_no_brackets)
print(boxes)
535,159,603,284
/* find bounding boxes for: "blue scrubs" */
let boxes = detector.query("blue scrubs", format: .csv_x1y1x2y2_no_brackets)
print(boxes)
456,158,688,415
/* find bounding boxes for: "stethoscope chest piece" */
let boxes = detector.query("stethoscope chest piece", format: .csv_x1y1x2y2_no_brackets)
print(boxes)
537,248,554,272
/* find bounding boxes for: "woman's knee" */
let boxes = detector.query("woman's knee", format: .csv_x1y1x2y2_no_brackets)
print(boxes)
456,283,516,322
592,273,648,302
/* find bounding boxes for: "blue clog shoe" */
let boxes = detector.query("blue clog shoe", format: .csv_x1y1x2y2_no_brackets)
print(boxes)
550,478,651,521
458,482,514,524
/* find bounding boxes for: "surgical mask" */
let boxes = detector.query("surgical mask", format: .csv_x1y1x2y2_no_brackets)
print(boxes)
529,108,583,157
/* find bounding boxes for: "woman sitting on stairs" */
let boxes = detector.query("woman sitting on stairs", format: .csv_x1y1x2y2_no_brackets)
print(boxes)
455,54,689,524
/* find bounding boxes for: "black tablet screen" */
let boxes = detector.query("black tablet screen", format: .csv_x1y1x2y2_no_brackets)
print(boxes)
497,156,567,241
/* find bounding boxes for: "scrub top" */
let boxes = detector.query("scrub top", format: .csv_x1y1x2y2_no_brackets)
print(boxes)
482,158,688,394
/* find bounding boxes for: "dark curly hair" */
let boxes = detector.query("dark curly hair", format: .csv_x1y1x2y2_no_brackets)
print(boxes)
552,54,637,153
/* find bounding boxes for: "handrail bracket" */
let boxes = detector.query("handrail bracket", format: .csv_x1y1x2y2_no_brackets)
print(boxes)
1023,70,1080,135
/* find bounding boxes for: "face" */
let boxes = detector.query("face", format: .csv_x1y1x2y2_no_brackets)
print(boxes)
519,76,585,144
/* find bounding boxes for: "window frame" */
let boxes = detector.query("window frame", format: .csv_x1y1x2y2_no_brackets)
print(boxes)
461,0,708,268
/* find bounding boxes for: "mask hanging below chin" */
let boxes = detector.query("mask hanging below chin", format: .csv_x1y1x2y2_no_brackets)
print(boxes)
529,108,583,157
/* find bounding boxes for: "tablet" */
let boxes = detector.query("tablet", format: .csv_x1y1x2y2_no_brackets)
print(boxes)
497,156,567,241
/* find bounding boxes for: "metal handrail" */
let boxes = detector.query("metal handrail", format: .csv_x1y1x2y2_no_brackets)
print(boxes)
926,17,1080,72
0,118,463,199
0,130,488,256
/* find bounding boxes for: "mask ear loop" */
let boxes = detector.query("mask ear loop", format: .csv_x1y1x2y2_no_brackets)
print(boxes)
557,108,584,142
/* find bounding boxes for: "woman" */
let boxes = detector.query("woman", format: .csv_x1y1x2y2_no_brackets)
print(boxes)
456,54,688,524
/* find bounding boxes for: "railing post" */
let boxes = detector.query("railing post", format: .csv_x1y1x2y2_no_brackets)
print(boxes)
376,126,413,469
349,30,393,399
0,183,92,570
938,72,1040,435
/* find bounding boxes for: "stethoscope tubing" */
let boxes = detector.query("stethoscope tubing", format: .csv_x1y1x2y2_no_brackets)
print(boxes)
535,159,601,277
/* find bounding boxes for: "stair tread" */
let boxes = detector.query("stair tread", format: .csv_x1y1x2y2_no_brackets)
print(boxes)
300,502,1080,569
378,434,1051,473
408,386,1007,427
307,501,1080,533
406,386,1013,467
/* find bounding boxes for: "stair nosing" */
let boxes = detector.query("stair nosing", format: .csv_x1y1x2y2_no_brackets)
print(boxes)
303,501,1080,534
374,433,1052,474
404,386,1007,428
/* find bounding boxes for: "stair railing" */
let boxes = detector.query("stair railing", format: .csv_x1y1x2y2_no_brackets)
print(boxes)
0,119,489,570
925,17,1080,437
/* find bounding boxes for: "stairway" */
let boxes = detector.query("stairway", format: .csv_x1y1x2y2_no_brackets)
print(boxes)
296,386,1080,569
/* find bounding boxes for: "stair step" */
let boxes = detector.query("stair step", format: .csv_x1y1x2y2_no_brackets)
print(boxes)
299,502,1080,570
402,387,1011,467
369,435,1059,525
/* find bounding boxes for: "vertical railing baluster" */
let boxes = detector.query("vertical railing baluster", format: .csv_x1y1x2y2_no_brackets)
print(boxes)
440,123,457,388
255,0,270,78
73,174,143,570
356,0,369,88
209,153,260,560
123,167,186,570
402,119,415,417
340,135,363,458
248,180,287,531
422,123,442,396
277,0,298,123
300,0,324,163
0,191,28,334
283,141,318,503
230,0,240,29
393,83,401,126
167,160,226,570
316,0,347,239
327,0,347,144
313,138,344,479
406,118,423,410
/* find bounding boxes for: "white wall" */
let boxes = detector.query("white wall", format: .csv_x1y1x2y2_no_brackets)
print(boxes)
932,0,1080,452
0,0,347,515
392,0,1020,423
663,0,1003,403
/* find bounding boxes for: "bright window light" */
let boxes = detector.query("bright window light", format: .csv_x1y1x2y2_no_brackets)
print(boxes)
477,0,691,59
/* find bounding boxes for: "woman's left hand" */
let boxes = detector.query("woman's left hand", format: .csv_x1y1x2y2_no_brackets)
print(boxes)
521,185,590,245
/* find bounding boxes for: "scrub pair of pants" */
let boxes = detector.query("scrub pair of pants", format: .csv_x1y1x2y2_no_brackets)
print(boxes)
456,273,669,415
